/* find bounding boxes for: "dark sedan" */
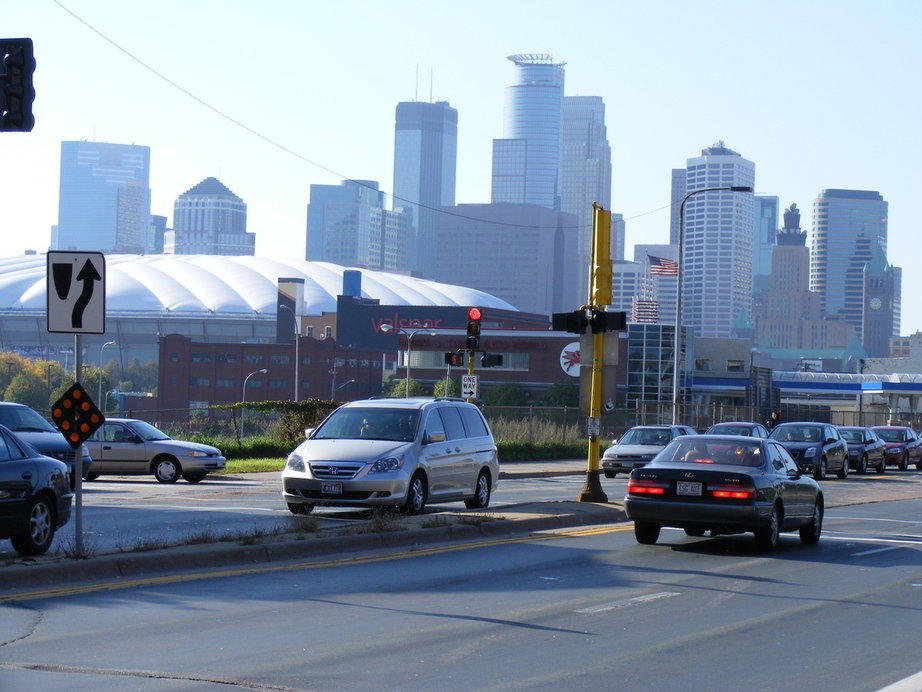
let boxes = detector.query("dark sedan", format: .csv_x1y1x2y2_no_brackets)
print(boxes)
837,426,886,474
624,435,823,551
768,422,849,480
0,423,73,556
870,426,922,471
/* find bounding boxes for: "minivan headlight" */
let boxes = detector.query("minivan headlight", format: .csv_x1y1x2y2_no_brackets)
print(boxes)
370,456,403,473
286,452,305,473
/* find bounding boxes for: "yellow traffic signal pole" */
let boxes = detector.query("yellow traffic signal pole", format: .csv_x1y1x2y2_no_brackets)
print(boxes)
578,204,610,503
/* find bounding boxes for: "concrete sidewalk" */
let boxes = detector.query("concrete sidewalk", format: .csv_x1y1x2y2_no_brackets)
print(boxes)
0,460,626,596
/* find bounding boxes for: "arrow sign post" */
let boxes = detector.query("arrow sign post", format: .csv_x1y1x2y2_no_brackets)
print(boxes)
47,252,106,334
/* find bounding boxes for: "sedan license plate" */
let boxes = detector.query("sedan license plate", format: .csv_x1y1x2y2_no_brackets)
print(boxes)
677,481,702,496
321,482,343,494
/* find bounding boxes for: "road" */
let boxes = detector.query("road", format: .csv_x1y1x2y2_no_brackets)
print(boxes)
1,494,921,691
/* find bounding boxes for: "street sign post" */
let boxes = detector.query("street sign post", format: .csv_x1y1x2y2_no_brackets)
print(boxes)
461,374,479,400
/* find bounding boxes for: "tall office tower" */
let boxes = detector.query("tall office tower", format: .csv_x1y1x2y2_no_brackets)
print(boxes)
610,260,650,316
669,168,686,245
560,95,612,297
680,142,755,338
809,189,890,345
168,177,254,256
54,140,151,253
392,101,457,278
752,196,779,304
491,54,565,209
306,180,408,273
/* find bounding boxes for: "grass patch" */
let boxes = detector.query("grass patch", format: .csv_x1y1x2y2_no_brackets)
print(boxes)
220,459,285,474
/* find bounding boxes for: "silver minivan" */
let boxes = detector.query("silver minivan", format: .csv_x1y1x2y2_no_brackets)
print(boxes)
282,398,499,515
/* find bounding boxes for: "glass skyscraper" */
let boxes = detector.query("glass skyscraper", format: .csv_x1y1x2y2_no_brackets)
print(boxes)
169,177,253,256
491,54,565,209
54,141,151,253
752,195,779,303
392,101,457,278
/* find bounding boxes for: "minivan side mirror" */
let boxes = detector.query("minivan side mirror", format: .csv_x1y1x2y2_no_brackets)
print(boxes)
426,431,446,444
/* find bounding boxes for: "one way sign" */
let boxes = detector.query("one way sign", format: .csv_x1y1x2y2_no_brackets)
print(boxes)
46,251,106,334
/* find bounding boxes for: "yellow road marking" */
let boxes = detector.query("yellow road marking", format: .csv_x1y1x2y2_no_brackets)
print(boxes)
1,524,633,603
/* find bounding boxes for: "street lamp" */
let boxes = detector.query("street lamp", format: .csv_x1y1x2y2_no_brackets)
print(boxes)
333,379,355,399
672,185,752,424
379,324,437,397
279,304,299,402
242,368,268,432
98,340,116,412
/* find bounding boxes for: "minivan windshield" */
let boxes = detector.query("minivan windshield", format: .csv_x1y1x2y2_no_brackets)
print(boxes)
312,408,420,442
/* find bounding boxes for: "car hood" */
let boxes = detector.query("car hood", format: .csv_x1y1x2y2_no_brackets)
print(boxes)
11,429,72,452
294,438,411,462
148,439,224,456
603,443,665,457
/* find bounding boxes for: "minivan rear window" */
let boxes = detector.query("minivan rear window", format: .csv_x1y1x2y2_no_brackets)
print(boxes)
459,407,489,437
437,406,467,440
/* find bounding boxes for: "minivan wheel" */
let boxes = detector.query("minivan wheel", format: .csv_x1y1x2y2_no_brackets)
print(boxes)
404,473,428,515
10,496,56,556
464,470,491,509
287,502,314,515
153,457,181,483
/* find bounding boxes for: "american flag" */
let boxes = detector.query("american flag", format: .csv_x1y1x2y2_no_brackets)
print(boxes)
648,255,678,276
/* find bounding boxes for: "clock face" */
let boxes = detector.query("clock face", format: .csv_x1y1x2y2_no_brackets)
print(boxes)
870,297,882,310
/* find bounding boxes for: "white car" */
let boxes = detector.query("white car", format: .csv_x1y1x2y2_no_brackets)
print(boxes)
601,424,698,478
84,418,226,483
283,398,499,515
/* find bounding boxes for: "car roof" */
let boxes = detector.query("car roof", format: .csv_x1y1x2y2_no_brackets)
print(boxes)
340,397,474,411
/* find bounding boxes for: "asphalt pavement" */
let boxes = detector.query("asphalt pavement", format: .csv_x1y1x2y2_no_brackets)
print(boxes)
0,459,628,595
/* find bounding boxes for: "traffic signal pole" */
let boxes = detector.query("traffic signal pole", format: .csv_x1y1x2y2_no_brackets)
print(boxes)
578,204,611,503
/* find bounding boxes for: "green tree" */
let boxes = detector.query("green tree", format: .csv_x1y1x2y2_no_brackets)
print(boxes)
4,370,51,411
536,380,580,407
382,376,426,398
482,382,527,406
433,377,459,398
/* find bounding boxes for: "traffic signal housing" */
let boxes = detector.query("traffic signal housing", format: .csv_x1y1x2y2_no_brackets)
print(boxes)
0,38,35,132
588,309,627,334
444,352,465,367
480,353,504,368
466,307,481,349
552,310,589,334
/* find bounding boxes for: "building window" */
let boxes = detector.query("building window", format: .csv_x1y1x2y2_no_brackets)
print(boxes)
695,358,713,372
268,378,289,390
190,353,211,363
216,378,235,387
324,326,333,338
726,360,745,373
306,326,314,337
189,377,210,386
216,353,238,363
169,352,179,363
270,355,290,365
243,354,263,364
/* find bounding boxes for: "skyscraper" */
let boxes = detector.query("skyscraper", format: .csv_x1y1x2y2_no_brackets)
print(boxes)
560,95,613,297
809,189,890,344
680,142,755,338
752,195,779,304
392,101,457,278
168,177,253,256
491,54,565,209
54,140,151,253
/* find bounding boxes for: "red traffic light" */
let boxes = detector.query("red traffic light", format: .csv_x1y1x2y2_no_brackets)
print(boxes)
467,307,481,321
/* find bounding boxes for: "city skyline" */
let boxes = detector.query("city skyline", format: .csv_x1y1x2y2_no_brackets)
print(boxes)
2,1,920,329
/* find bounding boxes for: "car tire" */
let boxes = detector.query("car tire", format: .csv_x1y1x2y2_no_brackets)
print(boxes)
836,457,849,479
898,453,909,471
684,528,706,537
754,505,781,551
83,473,100,482
799,500,823,545
10,495,56,556
634,521,660,545
183,472,207,483
153,456,181,483
464,470,491,509
857,455,868,475
916,460,922,471
404,472,428,515
814,457,827,481
603,470,616,479
877,456,886,474
287,502,314,515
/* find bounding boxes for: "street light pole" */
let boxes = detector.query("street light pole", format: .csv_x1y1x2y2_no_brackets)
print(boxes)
98,340,115,412
242,368,268,432
671,185,752,424
379,324,437,397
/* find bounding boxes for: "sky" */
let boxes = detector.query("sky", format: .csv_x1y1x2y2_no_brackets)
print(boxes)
2,1,921,329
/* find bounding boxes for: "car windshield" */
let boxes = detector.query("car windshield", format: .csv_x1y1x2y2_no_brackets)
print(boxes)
708,425,750,436
770,425,823,443
875,429,907,442
657,438,763,467
312,408,420,442
0,406,57,433
619,428,671,446
125,420,171,441
839,429,862,443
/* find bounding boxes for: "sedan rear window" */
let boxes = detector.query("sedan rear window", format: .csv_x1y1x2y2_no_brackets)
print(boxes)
657,439,763,467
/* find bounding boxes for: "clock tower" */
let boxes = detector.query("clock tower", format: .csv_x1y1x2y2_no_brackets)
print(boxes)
862,245,898,358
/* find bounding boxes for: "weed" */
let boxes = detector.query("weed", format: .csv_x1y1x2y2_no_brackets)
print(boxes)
420,516,451,529
457,514,504,526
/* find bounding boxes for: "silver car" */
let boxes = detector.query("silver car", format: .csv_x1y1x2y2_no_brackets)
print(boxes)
84,418,226,483
283,398,499,515
601,424,698,478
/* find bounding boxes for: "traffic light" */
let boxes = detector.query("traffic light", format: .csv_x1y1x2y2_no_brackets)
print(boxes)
588,309,627,334
480,353,504,368
552,310,588,334
444,352,465,366
0,38,35,132
466,307,481,349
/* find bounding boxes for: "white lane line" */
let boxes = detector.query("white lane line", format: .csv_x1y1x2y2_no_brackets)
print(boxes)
576,591,680,614
876,669,922,692
851,546,903,557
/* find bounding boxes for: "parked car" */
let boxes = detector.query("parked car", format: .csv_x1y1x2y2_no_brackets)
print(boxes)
83,418,226,483
705,421,770,438
836,426,886,474
870,425,922,471
0,402,92,489
624,434,823,550
601,425,697,478
283,397,499,515
768,422,849,480
0,422,73,555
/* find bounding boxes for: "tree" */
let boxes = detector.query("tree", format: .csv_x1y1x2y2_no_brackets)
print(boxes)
4,371,51,411
482,382,527,406
536,380,580,407
382,376,426,398
433,377,459,398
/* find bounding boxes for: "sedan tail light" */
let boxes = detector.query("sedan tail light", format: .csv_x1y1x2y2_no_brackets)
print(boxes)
708,483,756,500
627,479,670,495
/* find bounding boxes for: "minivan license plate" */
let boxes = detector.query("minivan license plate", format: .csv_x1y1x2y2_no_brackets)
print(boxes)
321,482,343,494
677,481,702,496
